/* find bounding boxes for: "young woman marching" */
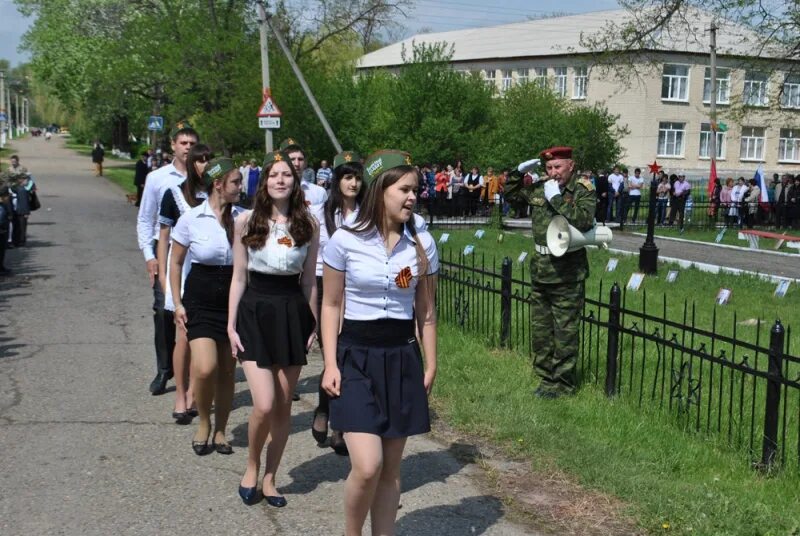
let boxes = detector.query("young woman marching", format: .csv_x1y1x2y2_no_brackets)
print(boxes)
311,151,364,455
321,150,438,535
159,143,212,423
229,150,319,507
169,157,242,456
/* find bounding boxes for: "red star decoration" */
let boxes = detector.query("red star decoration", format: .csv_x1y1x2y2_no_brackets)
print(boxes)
648,160,662,175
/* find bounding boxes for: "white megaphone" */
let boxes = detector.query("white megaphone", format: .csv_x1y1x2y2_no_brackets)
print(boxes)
546,215,613,257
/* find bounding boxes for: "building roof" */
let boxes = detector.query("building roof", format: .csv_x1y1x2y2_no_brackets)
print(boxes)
357,8,783,69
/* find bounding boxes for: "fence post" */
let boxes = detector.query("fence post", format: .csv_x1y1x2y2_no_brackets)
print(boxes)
427,198,434,229
500,257,512,347
605,282,621,397
760,319,785,470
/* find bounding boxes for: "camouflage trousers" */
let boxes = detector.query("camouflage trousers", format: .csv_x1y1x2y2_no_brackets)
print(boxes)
530,280,585,394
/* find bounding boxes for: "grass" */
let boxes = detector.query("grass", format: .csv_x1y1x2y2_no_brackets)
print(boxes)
104,166,136,194
433,324,800,535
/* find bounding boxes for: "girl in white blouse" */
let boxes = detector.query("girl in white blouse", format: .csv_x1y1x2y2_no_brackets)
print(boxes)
228,150,319,507
169,157,242,457
321,150,438,536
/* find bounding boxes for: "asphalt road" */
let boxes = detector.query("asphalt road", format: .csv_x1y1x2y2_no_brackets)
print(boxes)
0,136,533,535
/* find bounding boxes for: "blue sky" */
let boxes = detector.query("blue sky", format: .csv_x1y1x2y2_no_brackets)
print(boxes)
0,0,622,68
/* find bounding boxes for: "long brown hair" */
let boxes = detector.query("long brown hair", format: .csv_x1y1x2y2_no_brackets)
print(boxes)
183,144,213,208
350,165,429,276
242,160,314,249
208,168,239,246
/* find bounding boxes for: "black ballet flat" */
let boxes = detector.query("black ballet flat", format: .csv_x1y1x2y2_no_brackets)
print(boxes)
238,485,260,506
192,436,212,456
330,430,349,456
172,411,192,425
186,407,198,418
213,441,234,455
265,495,287,508
311,409,328,445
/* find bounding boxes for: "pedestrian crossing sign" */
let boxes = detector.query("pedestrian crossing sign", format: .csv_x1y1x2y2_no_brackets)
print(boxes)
148,115,164,131
257,89,282,117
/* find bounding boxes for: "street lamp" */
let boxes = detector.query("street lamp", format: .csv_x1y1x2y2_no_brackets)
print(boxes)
639,160,662,274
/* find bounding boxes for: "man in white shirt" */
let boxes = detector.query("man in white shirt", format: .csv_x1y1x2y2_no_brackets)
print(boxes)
279,138,328,208
136,122,199,395
627,167,645,223
316,160,333,189
607,166,624,223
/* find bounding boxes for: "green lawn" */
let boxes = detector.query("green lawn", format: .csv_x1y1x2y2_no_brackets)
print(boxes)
639,227,800,253
104,166,136,194
433,324,800,535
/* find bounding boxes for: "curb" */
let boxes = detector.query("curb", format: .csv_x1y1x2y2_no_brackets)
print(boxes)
629,232,800,258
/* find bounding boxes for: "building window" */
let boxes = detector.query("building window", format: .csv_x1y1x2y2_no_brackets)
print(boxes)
661,64,689,101
779,128,800,162
699,123,726,159
501,69,513,92
572,67,587,99
743,71,769,106
554,67,567,97
740,127,766,161
484,69,496,90
781,74,800,108
657,122,685,157
703,67,730,104
517,68,529,85
533,67,547,88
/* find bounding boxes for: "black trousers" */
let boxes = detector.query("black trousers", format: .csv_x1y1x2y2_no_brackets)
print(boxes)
0,231,7,269
12,214,27,246
152,241,175,376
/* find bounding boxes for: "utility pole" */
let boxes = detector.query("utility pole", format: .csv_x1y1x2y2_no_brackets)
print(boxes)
23,97,28,132
265,12,342,153
7,89,12,140
15,93,20,136
709,21,718,171
258,1,274,153
0,71,6,148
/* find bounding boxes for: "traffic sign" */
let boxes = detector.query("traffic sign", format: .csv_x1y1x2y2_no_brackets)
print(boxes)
148,115,164,131
259,117,281,129
0,113,7,122
257,89,282,117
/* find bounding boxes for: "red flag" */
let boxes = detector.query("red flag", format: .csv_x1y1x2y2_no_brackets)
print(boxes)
708,159,717,198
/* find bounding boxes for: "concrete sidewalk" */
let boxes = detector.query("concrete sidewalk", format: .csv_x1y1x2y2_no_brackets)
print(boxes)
0,136,533,535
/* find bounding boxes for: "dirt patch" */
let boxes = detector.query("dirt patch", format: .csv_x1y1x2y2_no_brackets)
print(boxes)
431,418,643,535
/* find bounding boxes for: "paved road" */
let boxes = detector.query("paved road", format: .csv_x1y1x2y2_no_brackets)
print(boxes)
0,137,533,535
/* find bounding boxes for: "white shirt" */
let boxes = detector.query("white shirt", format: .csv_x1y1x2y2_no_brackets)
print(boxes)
731,184,747,203
628,175,644,196
608,172,624,194
247,220,310,275
136,163,185,261
323,225,439,321
302,181,328,207
172,200,243,266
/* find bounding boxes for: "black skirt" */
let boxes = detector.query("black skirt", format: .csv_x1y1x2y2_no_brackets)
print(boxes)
237,271,315,368
329,319,430,439
183,264,233,342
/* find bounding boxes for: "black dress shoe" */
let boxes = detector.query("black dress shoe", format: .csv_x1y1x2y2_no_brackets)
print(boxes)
311,409,328,445
292,392,300,401
265,495,287,508
213,441,234,455
238,485,260,506
186,408,198,418
149,372,170,395
172,411,192,425
192,436,213,456
330,430,349,456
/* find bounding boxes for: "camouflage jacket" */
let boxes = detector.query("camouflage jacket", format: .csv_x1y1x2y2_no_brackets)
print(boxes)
514,174,596,284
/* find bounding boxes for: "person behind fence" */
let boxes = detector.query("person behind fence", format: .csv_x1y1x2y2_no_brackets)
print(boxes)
509,146,595,398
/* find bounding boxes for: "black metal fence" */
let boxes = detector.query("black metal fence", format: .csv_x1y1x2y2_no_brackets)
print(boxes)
437,250,800,472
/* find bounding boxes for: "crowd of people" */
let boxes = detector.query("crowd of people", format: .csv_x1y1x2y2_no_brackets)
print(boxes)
135,123,437,535
0,154,40,276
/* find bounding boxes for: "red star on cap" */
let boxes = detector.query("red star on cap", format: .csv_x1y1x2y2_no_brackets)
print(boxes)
648,160,662,175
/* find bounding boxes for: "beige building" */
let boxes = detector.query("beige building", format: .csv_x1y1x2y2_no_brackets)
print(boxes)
357,9,800,180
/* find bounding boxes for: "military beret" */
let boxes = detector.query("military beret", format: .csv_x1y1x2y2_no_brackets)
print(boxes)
333,150,361,170
262,150,294,170
279,138,302,152
363,150,412,185
203,157,236,186
170,120,195,139
539,146,573,161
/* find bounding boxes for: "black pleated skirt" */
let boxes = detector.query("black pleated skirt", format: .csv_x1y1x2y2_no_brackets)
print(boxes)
329,319,430,439
236,271,315,368
183,264,233,342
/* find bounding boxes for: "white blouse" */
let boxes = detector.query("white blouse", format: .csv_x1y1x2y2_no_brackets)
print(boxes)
323,225,438,321
247,221,309,275
172,200,243,266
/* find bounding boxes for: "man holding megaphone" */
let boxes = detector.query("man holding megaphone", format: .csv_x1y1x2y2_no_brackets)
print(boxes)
512,146,598,399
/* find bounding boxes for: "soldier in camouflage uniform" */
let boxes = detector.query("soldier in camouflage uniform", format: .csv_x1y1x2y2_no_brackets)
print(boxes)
508,146,596,398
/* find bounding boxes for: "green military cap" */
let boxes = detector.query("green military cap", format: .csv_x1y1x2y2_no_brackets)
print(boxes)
169,120,195,139
363,150,412,185
279,138,302,152
262,150,293,169
333,150,361,170
203,157,236,185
